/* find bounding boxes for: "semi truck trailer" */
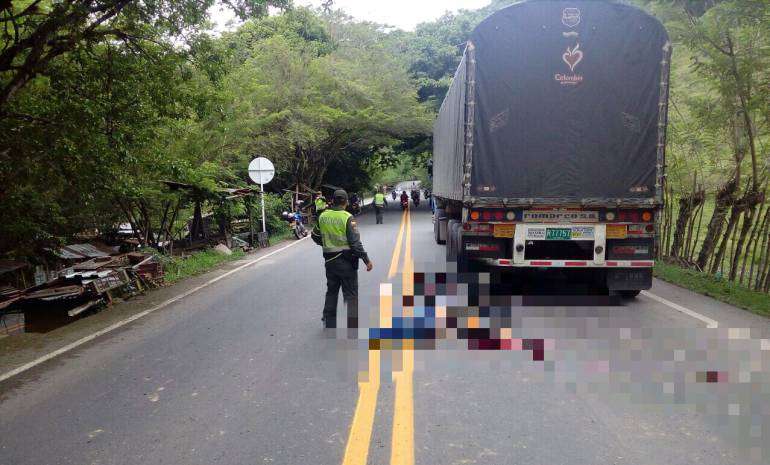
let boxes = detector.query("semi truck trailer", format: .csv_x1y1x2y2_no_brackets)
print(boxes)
432,0,671,296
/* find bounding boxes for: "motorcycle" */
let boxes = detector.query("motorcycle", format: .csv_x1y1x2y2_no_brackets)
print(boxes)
391,191,398,201
400,199,409,210
281,211,308,239
348,201,361,216
411,191,420,207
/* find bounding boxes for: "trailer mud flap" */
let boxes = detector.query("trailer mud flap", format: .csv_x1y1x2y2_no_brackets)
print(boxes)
606,269,652,291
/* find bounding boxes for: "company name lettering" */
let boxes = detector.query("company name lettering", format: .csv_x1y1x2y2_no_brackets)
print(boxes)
554,73,583,85
524,211,598,222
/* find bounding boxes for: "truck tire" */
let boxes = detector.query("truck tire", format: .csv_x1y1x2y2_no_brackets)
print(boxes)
619,290,641,299
446,220,460,262
434,208,446,244
456,252,470,274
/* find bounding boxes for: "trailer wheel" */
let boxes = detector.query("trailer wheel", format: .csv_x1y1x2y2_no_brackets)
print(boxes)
434,208,446,244
457,253,470,274
619,290,641,299
446,220,460,261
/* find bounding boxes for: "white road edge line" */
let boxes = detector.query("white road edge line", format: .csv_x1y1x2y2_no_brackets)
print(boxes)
640,290,719,329
0,237,310,384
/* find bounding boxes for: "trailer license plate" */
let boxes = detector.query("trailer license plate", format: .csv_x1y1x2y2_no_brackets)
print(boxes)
546,228,572,240
493,224,515,238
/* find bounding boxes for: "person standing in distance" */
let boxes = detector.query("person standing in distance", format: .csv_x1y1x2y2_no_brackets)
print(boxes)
314,191,327,219
373,189,387,224
312,189,373,329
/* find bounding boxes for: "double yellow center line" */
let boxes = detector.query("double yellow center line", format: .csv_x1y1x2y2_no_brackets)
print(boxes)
342,209,415,465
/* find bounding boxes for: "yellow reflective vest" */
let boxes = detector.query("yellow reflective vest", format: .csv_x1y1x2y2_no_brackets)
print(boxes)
318,209,352,253
315,197,327,212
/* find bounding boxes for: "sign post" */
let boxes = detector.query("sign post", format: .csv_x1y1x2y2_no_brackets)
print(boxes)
248,157,275,239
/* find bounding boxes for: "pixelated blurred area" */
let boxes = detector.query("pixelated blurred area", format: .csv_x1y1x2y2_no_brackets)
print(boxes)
337,269,770,462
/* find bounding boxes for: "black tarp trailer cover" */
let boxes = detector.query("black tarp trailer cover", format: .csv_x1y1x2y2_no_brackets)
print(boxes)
432,0,671,207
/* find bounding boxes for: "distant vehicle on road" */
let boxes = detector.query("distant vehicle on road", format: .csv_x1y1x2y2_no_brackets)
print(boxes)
282,211,308,239
347,193,361,216
411,190,420,207
431,0,671,297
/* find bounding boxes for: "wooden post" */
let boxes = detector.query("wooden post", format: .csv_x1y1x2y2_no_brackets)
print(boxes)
247,197,255,247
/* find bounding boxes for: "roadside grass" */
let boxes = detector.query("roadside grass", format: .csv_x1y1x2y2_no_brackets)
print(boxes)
163,249,246,284
654,261,770,318
162,229,299,284
270,229,296,243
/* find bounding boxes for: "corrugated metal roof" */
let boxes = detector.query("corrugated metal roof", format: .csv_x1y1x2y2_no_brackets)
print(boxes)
0,260,29,275
55,244,111,260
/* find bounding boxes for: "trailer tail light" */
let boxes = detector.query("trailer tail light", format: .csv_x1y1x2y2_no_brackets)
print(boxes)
645,223,655,233
470,209,517,221
641,211,653,222
618,210,641,223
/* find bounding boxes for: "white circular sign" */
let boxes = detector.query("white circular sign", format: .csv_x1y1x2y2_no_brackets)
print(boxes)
248,157,275,185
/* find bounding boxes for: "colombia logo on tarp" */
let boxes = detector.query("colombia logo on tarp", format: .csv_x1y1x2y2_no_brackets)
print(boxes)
561,8,581,28
555,43,584,85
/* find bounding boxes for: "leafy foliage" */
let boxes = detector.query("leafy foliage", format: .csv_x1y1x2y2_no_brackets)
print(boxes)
0,5,430,259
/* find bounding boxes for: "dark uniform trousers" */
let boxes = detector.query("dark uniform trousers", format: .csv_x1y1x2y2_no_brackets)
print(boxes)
323,254,359,328
374,206,384,224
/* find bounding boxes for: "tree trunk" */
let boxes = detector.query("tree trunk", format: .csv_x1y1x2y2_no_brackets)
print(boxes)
762,239,770,292
670,196,690,258
662,183,674,257
756,212,770,292
190,201,204,243
743,201,767,285
697,178,738,270
712,205,740,275
671,189,704,258
689,199,705,263
729,190,763,281
751,207,770,289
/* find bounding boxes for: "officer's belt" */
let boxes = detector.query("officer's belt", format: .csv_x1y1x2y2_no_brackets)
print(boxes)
323,251,354,263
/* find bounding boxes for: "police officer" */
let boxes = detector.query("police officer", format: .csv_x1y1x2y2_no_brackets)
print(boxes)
312,190,373,328
314,191,327,218
373,189,387,224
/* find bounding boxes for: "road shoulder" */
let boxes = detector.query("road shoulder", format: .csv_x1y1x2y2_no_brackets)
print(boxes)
649,278,770,331
0,239,302,380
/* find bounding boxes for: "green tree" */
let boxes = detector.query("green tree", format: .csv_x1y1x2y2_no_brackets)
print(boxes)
0,0,288,111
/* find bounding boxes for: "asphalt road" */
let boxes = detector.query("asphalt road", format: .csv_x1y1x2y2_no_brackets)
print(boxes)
1,204,769,465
